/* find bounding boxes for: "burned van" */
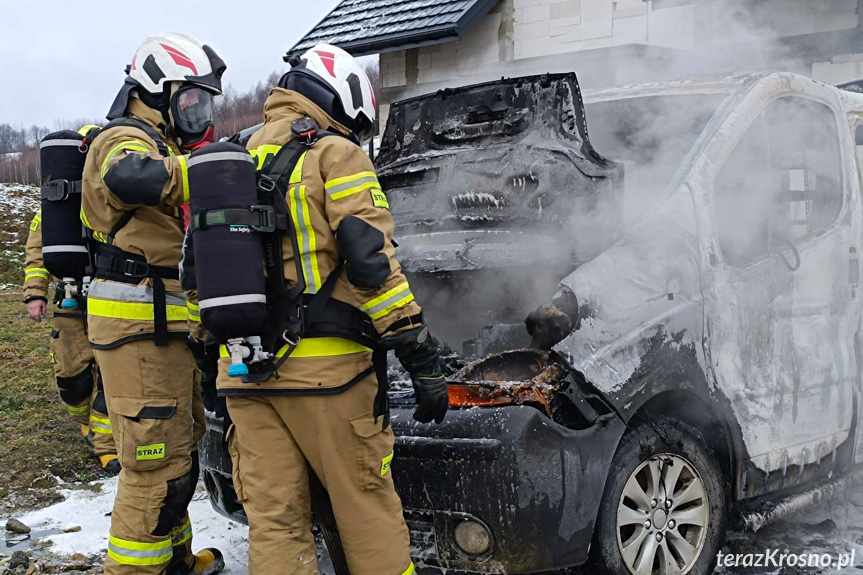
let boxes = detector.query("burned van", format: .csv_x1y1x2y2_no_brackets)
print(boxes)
201,71,863,575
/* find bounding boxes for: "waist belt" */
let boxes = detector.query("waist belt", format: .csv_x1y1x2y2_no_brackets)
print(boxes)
302,296,379,349
94,244,180,347
301,295,390,424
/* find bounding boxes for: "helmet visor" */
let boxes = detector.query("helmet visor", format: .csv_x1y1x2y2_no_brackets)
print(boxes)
172,86,215,136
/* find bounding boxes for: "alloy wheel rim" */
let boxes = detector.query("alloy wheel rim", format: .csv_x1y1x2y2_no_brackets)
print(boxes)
616,453,710,575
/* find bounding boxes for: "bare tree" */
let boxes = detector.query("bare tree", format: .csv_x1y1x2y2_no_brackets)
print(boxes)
2,72,288,184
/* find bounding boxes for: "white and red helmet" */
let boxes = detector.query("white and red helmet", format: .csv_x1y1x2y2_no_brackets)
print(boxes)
282,43,376,141
129,32,226,96
107,33,226,149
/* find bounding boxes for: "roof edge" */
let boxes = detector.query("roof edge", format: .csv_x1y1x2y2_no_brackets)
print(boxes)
287,0,502,58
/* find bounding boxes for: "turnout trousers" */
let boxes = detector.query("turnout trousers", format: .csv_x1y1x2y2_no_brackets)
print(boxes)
51,313,116,456
225,374,413,575
96,338,206,575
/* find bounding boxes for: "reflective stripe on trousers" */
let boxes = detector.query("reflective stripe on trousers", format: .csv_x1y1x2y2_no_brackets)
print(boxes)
90,414,113,435
186,301,201,323
170,517,192,546
67,403,89,416
107,534,172,567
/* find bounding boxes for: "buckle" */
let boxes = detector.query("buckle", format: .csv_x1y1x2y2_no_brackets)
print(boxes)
291,117,319,146
249,205,276,233
282,329,301,346
362,320,377,340
123,259,149,278
41,180,75,201
299,129,316,145
257,175,276,192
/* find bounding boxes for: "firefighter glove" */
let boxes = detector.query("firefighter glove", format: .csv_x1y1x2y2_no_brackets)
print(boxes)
383,326,448,424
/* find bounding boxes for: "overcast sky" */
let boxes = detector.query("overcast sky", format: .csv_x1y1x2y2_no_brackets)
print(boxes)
0,0,341,128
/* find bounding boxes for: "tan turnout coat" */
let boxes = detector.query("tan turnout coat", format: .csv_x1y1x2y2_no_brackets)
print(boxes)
217,89,423,394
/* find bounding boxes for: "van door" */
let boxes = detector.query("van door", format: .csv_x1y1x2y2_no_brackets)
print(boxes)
707,94,857,497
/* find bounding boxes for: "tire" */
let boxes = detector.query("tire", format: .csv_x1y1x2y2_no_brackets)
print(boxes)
590,416,727,575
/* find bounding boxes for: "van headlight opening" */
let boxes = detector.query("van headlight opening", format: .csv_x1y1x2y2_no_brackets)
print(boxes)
453,519,492,556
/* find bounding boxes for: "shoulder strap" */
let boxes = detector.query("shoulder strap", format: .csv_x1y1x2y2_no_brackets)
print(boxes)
249,119,345,376
257,119,340,301
108,208,138,243
87,117,170,157
86,118,169,244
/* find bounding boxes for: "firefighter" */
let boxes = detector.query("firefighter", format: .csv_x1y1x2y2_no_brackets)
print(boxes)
80,33,225,575
215,44,449,575
23,199,119,474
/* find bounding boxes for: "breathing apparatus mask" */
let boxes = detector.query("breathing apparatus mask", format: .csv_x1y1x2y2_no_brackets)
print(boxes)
170,84,216,151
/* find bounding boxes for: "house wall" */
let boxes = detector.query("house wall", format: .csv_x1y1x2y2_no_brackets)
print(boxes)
377,0,863,128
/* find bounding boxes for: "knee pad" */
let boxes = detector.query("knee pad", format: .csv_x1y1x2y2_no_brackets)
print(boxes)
56,367,94,407
153,456,200,537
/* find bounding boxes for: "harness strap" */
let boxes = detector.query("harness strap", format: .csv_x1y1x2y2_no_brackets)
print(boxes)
94,246,179,281
239,119,387,404
190,206,288,234
88,117,170,157
271,262,344,373
87,117,171,244
41,179,81,201
252,126,320,365
108,208,138,241
373,349,389,427
93,244,179,347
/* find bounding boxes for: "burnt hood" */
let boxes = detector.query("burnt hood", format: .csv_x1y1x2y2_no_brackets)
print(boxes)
377,72,625,274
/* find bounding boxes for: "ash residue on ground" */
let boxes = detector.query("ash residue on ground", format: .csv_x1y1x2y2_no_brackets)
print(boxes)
716,487,863,575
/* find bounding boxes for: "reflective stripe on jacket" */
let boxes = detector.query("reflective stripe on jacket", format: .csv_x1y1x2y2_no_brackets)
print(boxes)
23,209,50,301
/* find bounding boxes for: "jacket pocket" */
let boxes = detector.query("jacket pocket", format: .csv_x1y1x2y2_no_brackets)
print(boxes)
350,413,395,491
111,396,178,471
225,424,247,501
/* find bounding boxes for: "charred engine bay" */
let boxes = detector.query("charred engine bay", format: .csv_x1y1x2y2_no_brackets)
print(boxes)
390,346,615,437
450,349,614,430
378,74,622,434
377,73,624,348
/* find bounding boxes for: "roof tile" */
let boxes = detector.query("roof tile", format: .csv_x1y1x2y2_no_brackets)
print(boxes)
289,0,500,56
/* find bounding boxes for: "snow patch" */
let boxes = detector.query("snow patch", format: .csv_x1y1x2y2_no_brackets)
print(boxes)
18,478,251,574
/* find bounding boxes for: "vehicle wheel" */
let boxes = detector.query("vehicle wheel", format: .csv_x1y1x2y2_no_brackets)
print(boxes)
591,416,727,575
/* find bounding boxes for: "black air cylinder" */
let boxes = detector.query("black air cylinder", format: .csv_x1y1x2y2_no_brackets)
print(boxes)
188,142,268,342
39,131,89,281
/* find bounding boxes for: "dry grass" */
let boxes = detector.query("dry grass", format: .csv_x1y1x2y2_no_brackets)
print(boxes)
0,292,108,510
0,185,109,511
